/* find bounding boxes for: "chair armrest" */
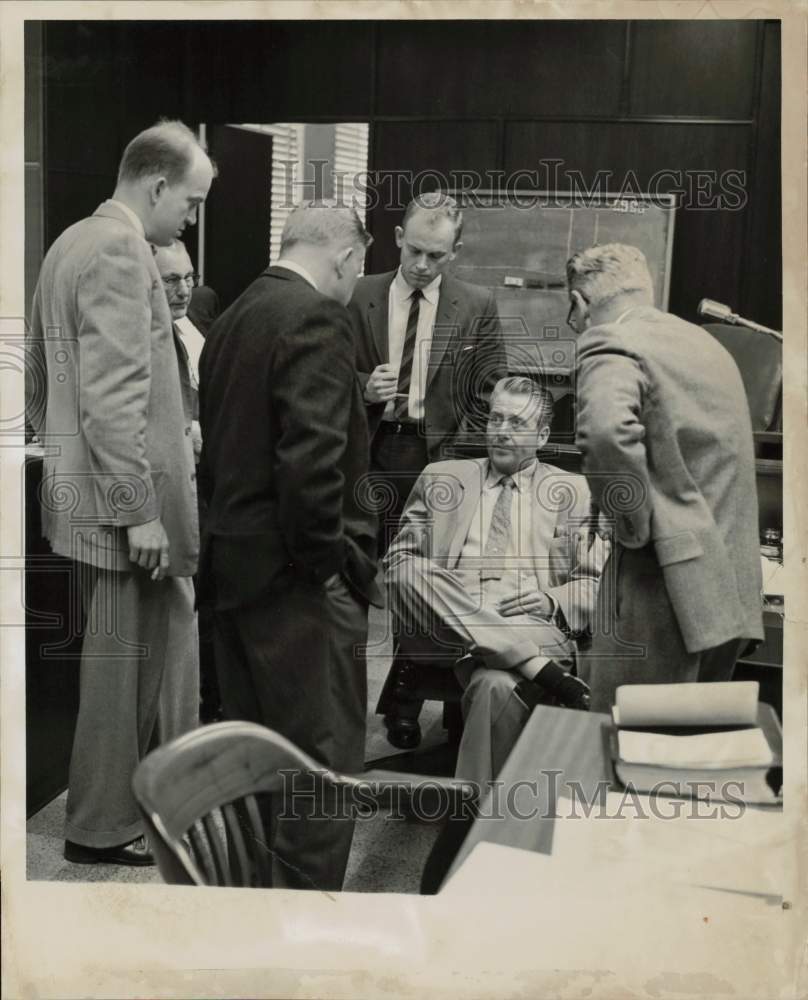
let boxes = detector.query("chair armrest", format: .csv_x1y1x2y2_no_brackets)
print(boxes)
349,770,479,816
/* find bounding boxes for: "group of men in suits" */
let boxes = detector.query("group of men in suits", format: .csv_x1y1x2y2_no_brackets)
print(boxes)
28,117,763,890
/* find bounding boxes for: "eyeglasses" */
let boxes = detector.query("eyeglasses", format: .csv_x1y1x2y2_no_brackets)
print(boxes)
162,272,199,290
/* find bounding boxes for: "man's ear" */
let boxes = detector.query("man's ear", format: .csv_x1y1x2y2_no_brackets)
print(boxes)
335,245,354,276
147,175,168,206
536,424,552,449
394,225,404,248
570,289,587,312
451,239,463,257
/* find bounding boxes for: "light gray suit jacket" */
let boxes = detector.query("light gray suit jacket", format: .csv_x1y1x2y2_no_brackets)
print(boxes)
27,201,198,576
575,305,763,652
385,458,605,636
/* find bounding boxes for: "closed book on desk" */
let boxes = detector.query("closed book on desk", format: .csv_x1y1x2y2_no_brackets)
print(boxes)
609,682,782,804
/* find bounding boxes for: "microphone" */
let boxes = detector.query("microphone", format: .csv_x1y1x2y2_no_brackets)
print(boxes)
698,299,783,342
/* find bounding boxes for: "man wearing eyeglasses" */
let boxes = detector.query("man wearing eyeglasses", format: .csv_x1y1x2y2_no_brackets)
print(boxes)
154,239,211,736
566,243,763,712
155,241,205,464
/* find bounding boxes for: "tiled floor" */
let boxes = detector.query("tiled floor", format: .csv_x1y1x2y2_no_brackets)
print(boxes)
26,601,451,893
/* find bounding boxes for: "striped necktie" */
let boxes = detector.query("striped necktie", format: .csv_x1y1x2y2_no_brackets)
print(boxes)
393,288,423,420
481,475,515,581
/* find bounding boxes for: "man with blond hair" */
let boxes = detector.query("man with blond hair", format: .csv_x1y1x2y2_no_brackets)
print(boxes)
27,120,215,866
349,191,507,552
566,243,763,711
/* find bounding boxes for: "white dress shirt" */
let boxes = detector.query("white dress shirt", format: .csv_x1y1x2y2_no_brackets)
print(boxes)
456,459,560,617
383,267,441,421
174,315,206,390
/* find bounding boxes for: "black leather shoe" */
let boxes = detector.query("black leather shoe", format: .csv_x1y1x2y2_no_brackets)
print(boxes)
64,837,155,867
383,714,422,749
515,660,591,712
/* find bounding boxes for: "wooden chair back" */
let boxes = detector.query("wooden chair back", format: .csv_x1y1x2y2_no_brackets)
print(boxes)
132,721,477,888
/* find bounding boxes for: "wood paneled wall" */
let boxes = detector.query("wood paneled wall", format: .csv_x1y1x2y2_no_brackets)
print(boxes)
37,18,781,328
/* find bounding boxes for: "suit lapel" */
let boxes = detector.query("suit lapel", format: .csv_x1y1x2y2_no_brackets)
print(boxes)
367,273,395,364
426,278,460,391
446,459,488,566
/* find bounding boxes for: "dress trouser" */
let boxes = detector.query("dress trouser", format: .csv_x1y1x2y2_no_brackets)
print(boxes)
213,574,368,891
371,429,429,554
65,563,197,848
386,554,574,788
156,581,201,743
581,544,747,713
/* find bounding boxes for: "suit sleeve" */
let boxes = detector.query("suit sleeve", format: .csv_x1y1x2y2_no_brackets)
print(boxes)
273,302,354,583
383,468,432,574
75,235,159,526
346,295,372,395
26,288,47,441
575,328,652,547
545,531,609,636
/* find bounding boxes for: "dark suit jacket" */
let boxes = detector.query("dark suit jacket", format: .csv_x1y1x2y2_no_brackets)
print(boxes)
198,266,380,610
187,284,220,336
348,270,507,460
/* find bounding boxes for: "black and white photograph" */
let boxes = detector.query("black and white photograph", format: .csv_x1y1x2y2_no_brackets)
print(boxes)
2,2,806,997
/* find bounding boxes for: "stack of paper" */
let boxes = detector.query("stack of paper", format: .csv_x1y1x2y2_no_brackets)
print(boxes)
611,682,782,804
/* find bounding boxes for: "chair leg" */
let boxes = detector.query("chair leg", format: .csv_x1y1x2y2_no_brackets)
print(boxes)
381,660,425,750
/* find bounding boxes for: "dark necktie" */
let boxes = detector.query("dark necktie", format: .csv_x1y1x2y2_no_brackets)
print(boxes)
393,288,423,420
481,476,515,581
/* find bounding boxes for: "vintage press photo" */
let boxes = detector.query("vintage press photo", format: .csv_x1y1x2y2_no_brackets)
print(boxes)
1,2,806,997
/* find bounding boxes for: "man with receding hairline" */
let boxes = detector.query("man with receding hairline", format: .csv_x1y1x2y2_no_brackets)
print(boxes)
566,243,763,711
27,119,215,865
153,238,208,738
198,201,381,891
385,377,604,787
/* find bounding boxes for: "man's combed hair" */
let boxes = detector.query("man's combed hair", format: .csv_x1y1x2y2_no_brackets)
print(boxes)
402,191,463,245
280,201,373,254
566,243,654,309
491,376,554,430
117,119,215,185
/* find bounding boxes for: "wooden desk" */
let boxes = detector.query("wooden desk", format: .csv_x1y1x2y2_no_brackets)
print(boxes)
445,706,613,881
445,703,782,887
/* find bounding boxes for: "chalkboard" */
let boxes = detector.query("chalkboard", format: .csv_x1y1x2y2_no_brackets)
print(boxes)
446,190,676,377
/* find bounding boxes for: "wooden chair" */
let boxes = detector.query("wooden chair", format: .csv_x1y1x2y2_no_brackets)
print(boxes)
132,721,478,888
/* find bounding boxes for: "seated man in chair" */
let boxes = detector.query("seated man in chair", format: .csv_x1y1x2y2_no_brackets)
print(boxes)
384,376,606,788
